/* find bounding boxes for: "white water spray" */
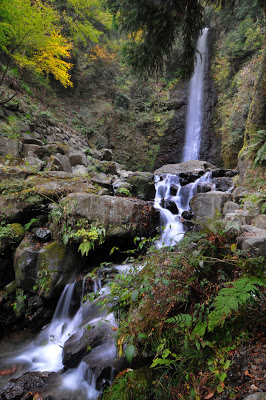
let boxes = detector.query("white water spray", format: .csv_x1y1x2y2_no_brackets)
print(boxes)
155,172,213,247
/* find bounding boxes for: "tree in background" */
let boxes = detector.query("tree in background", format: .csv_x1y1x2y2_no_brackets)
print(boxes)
53,0,112,47
103,0,205,78
0,0,112,102
0,0,73,91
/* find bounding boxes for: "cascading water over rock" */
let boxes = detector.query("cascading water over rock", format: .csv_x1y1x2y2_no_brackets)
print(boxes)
154,171,214,247
0,275,119,400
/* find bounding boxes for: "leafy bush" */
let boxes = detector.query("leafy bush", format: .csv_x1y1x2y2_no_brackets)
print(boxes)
101,224,266,399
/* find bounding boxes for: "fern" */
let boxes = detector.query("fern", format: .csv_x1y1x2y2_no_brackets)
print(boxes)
167,313,193,328
208,277,266,331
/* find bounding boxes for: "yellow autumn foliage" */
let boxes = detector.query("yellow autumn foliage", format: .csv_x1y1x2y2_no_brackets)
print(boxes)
89,44,117,62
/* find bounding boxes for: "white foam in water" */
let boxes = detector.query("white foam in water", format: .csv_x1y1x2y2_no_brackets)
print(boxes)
12,282,82,372
62,361,100,400
155,172,214,247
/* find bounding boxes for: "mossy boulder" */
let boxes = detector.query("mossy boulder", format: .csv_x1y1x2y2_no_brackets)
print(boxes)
60,192,159,239
127,172,155,200
14,234,81,299
10,223,25,242
0,223,24,253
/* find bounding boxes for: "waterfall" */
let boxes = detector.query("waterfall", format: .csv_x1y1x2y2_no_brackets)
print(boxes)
182,28,209,162
52,280,76,321
0,268,128,400
154,28,212,246
155,172,214,246
12,282,82,373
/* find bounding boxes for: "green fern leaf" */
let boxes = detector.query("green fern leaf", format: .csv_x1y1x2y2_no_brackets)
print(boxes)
208,277,266,331
167,314,193,328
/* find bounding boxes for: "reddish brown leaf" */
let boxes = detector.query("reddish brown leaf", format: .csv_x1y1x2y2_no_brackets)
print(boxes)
204,391,215,399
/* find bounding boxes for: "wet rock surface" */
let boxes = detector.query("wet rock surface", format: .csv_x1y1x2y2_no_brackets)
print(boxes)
160,198,179,214
63,322,114,368
14,234,82,298
1,371,55,400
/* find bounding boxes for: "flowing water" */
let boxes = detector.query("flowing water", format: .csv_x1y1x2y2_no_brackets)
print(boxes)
0,277,118,400
182,28,209,162
154,27,211,247
154,172,214,247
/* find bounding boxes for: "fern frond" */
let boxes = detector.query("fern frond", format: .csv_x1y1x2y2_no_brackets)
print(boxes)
208,277,266,331
167,313,193,329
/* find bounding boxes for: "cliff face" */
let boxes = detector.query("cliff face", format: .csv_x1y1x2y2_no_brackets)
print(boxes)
238,48,266,186
154,81,188,168
209,0,265,183
199,30,223,166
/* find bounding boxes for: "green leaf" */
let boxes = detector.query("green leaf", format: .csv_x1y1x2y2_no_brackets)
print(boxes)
192,321,207,337
125,344,135,363
223,360,231,370
217,384,224,393
138,333,148,340
220,372,227,382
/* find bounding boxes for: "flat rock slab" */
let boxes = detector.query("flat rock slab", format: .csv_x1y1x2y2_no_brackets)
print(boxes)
154,160,217,175
243,394,266,400
60,192,159,238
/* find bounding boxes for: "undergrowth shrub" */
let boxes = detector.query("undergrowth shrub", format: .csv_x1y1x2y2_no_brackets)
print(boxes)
101,223,266,399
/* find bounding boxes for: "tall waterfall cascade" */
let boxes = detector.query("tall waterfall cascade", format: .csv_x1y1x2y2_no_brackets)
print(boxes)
155,28,213,247
182,28,209,162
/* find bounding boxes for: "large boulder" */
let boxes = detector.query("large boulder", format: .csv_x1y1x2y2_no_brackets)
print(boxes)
237,225,266,257
253,215,266,230
189,191,232,222
0,196,32,223
211,177,233,192
90,172,115,191
223,201,240,214
0,136,22,158
68,150,88,167
46,153,72,173
60,193,159,238
14,234,81,299
63,321,113,368
154,160,217,176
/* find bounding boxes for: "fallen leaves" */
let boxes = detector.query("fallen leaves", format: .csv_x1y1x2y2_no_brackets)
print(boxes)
0,366,17,375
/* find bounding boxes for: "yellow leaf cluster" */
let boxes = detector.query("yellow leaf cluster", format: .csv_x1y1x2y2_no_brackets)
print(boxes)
89,44,117,62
